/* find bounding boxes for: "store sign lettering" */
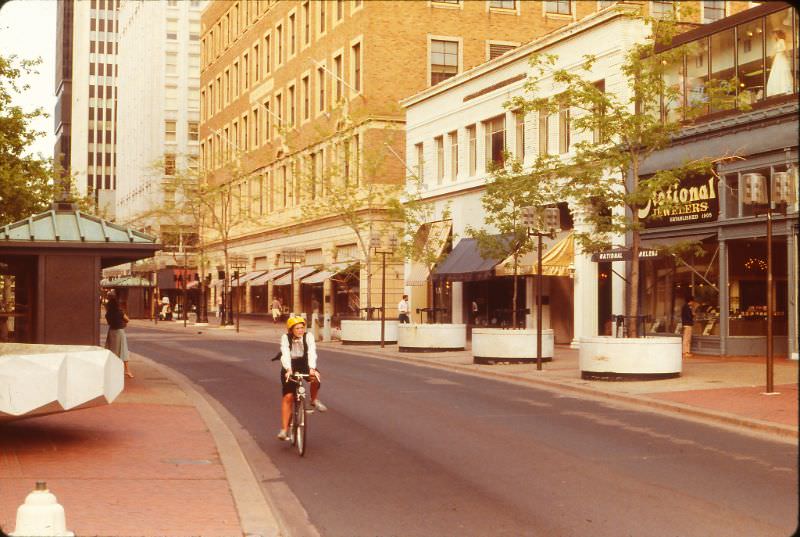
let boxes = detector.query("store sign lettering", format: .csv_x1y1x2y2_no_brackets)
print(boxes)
638,175,719,228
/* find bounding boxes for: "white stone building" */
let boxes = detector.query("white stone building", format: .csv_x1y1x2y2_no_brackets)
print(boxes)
401,6,648,346
115,0,205,226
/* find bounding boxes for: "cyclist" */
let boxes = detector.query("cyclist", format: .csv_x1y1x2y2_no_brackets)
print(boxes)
277,316,327,441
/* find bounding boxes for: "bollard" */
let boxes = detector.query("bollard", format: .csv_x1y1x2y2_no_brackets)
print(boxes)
11,482,74,537
322,314,331,342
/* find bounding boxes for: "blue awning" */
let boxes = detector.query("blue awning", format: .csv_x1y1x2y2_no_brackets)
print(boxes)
431,238,504,282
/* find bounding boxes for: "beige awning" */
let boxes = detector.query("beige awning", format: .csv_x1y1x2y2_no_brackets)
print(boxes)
301,263,356,285
249,267,291,286
273,266,319,286
407,220,452,286
230,270,267,287
495,232,574,277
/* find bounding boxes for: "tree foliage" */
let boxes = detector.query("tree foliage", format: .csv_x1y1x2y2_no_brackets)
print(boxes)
0,54,59,225
501,4,738,336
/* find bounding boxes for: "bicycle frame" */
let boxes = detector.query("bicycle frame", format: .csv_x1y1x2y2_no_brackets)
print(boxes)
287,373,312,456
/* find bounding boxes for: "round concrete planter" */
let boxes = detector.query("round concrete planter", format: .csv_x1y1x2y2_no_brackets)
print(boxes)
397,324,466,352
579,336,682,380
471,328,554,365
341,319,399,345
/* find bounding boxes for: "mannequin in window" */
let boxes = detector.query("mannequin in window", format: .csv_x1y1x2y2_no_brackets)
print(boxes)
766,30,793,97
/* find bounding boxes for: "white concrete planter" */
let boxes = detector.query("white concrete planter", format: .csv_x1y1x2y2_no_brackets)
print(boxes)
471,328,554,365
397,324,466,352
579,336,682,380
0,343,124,422
341,320,399,345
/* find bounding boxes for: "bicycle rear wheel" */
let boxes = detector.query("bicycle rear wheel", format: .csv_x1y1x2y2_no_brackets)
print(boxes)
294,399,306,456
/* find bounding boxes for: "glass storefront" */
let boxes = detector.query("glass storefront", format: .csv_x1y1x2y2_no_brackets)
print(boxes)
641,241,720,336
659,6,798,120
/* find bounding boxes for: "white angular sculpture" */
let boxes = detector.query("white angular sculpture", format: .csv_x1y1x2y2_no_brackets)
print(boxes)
0,343,124,422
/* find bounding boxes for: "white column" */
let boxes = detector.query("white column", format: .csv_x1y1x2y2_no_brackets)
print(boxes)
570,205,599,348
451,281,463,324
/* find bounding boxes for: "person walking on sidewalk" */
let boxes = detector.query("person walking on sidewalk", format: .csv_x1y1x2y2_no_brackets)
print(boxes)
105,290,134,378
398,295,410,324
681,295,697,357
271,297,282,324
277,316,327,441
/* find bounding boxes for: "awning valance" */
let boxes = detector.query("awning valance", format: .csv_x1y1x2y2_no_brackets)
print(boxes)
100,276,154,287
273,266,319,286
301,263,357,285
639,233,717,250
249,268,290,286
431,237,504,282
495,232,574,277
230,270,267,287
407,220,452,286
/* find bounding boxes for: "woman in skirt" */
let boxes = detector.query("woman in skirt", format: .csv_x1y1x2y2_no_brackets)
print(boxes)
105,290,133,378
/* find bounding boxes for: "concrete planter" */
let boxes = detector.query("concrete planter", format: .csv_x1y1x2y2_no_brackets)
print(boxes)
471,328,554,365
341,319,399,345
579,336,682,380
397,324,466,352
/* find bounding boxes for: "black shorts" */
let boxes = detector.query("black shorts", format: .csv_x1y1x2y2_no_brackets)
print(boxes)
280,359,320,395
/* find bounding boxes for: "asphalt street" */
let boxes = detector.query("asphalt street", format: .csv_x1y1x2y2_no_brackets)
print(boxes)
127,324,799,537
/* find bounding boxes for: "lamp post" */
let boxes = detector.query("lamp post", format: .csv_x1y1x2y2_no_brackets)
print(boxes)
229,255,248,333
282,247,305,316
371,233,398,348
522,206,561,371
742,162,797,395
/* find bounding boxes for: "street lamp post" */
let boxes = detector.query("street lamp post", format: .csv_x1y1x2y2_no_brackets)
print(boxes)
229,255,248,333
371,233,398,348
522,206,561,371
742,163,797,394
282,248,305,317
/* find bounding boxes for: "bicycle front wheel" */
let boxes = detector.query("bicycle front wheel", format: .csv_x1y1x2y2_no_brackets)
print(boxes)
294,399,306,456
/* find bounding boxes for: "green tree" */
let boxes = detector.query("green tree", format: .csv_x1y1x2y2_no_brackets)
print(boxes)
506,5,738,336
0,54,59,225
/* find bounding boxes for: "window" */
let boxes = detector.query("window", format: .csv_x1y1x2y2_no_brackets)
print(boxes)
702,0,725,23
334,54,343,101
302,75,310,120
558,103,570,154
166,52,177,75
302,2,310,45
166,18,178,40
484,115,505,168
233,61,240,97
224,69,230,103
490,0,515,9
467,124,476,176
449,131,458,181
435,136,445,183
336,0,344,21
276,24,283,65
264,99,272,140
254,44,260,81
188,121,199,141
415,142,424,180
598,0,617,8
430,39,458,85
288,84,296,127
243,52,249,90
166,85,178,109
351,42,362,93
317,67,326,113
650,1,675,20
164,153,176,175
488,42,516,60
538,111,549,156
243,114,249,150
289,12,296,56
253,108,259,146
514,111,525,159
319,1,326,34
592,79,606,143
264,34,271,75
544,1,570,15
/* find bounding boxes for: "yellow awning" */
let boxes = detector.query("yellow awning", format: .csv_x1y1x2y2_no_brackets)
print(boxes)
495,232,574,277
407,220,452,286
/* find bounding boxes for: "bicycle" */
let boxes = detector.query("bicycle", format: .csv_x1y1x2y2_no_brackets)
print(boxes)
286,372,314,456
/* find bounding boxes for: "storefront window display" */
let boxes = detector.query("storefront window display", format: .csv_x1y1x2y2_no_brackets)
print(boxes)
727,237,788,337
641,241,720,336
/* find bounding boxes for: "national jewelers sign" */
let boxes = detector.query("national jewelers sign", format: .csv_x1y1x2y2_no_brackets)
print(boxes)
638,174,719,228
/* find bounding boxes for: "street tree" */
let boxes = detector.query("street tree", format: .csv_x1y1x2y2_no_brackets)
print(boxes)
0,53,59,225
505,5,739,336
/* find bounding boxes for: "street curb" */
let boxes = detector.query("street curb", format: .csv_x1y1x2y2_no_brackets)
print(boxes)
319,343,799,444
131,353,285,537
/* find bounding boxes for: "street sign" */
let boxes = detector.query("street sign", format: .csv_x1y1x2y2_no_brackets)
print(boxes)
591,248,659,262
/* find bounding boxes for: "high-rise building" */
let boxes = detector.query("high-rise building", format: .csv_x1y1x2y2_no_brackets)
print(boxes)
54,0,74,186
116,0,205,226
69,0,120,216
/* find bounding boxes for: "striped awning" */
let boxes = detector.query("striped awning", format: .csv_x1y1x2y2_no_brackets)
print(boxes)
230,270,268,287
495,232,574,277
272,266,319,286
301,263,357,285
407,220,452,286
249,267,291,286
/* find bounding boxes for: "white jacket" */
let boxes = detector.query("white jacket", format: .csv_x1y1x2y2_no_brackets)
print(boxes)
280,332,318,370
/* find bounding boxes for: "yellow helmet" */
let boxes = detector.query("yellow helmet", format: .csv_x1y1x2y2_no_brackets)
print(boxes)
286,316,306,331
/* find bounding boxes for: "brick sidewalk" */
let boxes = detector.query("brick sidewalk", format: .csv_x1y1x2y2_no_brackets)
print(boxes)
0,359,242,537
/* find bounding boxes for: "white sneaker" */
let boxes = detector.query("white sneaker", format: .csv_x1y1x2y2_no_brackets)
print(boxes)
312,400,328,412
277,429,290,441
